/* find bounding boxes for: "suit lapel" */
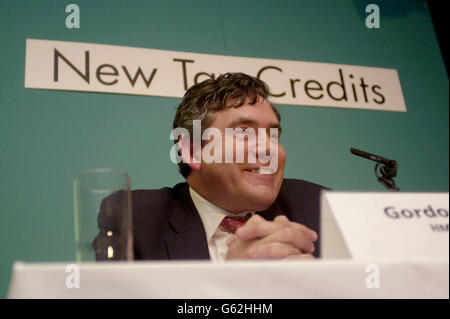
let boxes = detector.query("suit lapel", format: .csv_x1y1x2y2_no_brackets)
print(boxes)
161,183,284,260
163,184,210,260
257,199,283,221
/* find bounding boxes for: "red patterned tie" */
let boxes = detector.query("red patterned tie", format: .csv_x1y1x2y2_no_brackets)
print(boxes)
220,213,252,234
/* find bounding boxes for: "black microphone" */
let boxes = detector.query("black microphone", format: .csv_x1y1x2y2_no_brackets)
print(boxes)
350,148,397,168
350,148,399,191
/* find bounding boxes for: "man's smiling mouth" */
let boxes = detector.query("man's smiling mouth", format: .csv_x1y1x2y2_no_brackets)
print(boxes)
244,167,276,175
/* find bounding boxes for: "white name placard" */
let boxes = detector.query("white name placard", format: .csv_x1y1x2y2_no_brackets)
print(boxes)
320,192,449,260
25,38,406,112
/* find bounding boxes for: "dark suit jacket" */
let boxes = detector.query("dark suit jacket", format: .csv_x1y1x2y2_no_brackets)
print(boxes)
95,178,327,260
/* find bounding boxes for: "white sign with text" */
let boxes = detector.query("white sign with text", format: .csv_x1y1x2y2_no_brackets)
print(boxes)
25,38,406,112
320,192,449,260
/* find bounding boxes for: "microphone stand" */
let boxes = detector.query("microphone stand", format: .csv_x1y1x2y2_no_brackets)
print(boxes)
350,148,400,191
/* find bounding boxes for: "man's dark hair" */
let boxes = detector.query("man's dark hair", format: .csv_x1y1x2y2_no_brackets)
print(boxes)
173,72,281,178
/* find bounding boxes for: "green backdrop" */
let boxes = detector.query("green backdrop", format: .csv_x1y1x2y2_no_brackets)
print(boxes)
0,0,448,297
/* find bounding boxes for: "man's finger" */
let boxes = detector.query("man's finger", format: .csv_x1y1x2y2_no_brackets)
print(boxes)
236,215,318,245
283,253,315,260
273,215,290,226
226,235,237,247
247,242,301,259
274,216,318,242
236,214,284,240
258,226,315,254
287,221,318,242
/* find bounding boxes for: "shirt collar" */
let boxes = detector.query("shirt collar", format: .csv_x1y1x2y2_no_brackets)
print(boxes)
189,187,253,241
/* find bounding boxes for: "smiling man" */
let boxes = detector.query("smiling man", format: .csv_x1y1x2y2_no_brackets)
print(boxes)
178,97,284,214
95,72,327,261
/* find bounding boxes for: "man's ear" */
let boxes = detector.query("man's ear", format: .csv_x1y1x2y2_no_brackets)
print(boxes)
178,134,201,171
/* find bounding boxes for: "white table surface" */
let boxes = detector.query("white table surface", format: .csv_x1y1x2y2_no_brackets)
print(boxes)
7,259,448,299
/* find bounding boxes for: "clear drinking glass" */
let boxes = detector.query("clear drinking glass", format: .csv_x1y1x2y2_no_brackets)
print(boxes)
73,168,133,262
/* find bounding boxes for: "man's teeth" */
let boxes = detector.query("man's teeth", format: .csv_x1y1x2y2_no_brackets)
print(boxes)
246,168,274,174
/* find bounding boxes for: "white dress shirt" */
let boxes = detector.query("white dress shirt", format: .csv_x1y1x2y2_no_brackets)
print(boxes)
189,187,254,262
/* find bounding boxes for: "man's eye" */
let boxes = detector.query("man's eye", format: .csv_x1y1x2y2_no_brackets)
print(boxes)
270,132,280,140
269,128,280,140
235,127,250,135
